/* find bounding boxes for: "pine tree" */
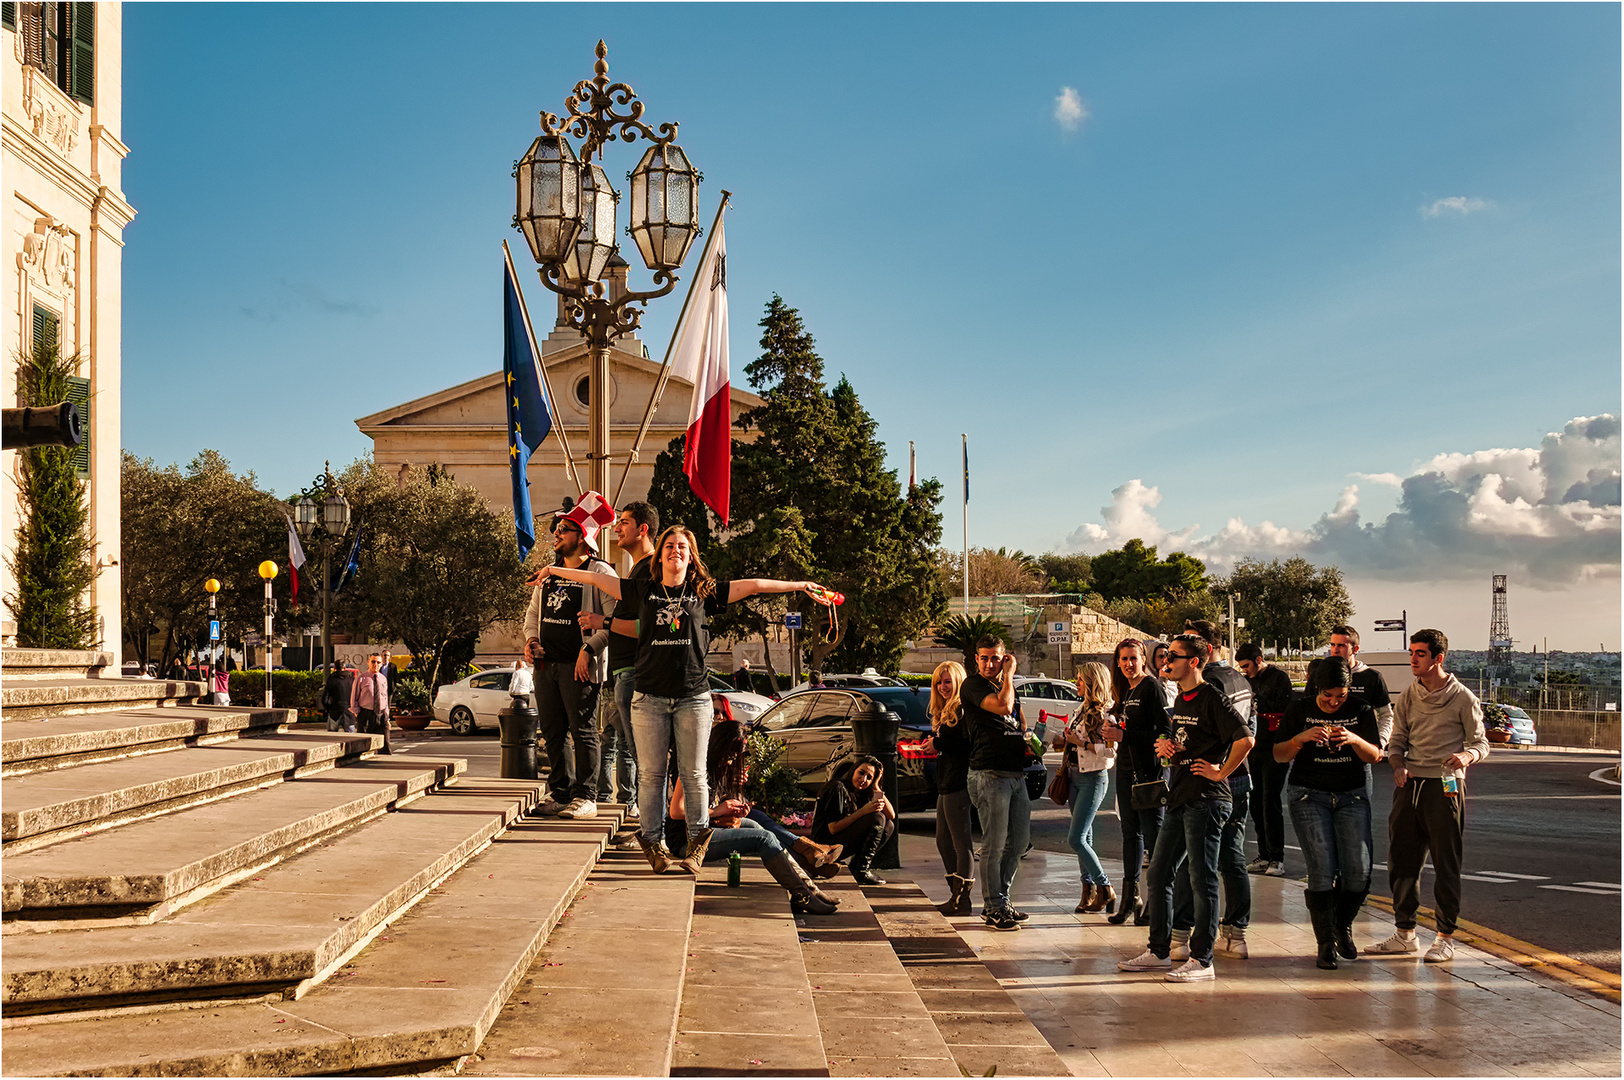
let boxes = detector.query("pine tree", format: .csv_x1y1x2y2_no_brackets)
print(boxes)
7,340,98,649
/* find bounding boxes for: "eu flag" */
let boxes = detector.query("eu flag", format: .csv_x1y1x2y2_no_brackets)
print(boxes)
504,255,553,561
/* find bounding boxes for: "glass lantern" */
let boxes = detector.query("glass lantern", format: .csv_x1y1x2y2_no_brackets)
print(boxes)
628,142,700,272
515,134,583,266
561,162,619,285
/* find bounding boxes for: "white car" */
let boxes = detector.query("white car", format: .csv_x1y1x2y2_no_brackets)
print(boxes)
704,673,776,724
779,670,907,696
1013,675,1082,737
432,670,514,735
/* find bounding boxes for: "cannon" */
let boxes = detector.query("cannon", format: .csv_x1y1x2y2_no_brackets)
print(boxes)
2,402,82,450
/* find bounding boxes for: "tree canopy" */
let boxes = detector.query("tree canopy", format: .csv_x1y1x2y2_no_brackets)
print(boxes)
1090,539,1208,602
1213,556,1353,647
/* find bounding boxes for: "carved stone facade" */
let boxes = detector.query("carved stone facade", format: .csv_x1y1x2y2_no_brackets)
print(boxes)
2,4,136,659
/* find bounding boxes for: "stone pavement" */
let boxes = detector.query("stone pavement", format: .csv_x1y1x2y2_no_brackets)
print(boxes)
894,831,1621,1077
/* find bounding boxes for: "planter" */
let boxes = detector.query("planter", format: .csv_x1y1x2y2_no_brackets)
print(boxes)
1486,728,1512,744
394,712,432,731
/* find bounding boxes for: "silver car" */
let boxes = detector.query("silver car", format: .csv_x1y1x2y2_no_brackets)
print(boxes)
432,670,513,735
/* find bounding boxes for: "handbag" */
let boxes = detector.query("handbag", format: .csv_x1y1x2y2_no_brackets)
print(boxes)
1130,764,1172,810
1048,746,1073,806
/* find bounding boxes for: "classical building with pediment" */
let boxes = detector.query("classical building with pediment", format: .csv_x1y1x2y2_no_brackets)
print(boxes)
355,258,762,657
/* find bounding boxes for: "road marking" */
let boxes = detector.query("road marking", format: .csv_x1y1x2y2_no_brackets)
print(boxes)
1472,871,1550,880
1589,766,1621,787
1574,881,1622,890
1462,873,1523,883
1538,884,1621,896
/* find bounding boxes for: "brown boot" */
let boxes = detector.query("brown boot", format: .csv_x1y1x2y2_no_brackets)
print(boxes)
1087,882,1119,914
1075,883,1096,914
793,836,842,869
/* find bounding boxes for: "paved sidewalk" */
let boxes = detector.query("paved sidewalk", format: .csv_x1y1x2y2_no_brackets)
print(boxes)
895,832,1621,1077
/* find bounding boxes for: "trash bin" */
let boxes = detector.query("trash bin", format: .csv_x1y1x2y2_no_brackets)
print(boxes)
851,706,902,870
498,702,539,781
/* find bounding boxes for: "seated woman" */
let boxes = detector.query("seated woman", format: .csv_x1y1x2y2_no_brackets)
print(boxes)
810,755,897,886
670,720,841,915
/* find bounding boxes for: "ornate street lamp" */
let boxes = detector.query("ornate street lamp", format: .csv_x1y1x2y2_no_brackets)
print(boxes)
257,560,278,707
512,39,703,497
294,462,351,676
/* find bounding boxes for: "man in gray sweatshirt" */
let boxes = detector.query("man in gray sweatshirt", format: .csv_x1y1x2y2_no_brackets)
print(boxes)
1369,628,1490,963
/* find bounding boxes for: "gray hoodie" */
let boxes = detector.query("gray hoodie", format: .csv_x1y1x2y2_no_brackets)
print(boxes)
1388,673,1490,781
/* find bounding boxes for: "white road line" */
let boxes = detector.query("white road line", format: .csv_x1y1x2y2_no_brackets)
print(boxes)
1462,873,1521,883
1473,872,1550,880
1589,766,1621,787
1538,884,1620,896
1573,881,1622,890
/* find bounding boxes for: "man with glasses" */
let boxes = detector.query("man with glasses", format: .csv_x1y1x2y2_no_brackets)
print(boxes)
1237,643,1294,877
524,510,617,819
962,636,1033,931
1119,633,1254,981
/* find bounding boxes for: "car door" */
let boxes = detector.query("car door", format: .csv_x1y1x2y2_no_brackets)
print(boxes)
1015,680,1053,729
467,672,513,724
777,692,857,790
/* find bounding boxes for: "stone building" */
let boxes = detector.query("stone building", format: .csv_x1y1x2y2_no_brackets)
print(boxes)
2,2,133,660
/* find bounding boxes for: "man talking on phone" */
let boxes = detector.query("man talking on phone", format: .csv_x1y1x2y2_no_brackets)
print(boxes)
963,636,1033,932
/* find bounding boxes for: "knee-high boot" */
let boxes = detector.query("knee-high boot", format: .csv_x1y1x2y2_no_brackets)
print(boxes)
1106,879,1139,925
764,851,839,915
1334,886,1367,960
1305,889,1339,969
850,823,889,886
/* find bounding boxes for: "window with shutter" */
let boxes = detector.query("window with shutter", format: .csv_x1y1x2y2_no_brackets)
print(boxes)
32,304,59,357
65,375,90,477
2,3,17,31
67,1,91,105
39,1,61,86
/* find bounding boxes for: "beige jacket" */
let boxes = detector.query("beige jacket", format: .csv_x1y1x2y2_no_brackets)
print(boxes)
1389,673,1490,780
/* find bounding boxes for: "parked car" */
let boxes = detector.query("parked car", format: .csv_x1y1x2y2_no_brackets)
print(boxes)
704,672,777,725
1495,703,1539,747
756,686,1047,812
779,670,908,696
1012,675,1082,731
432,670,514,735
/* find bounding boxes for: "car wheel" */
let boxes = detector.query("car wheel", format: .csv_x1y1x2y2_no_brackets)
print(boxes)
449,707,477,736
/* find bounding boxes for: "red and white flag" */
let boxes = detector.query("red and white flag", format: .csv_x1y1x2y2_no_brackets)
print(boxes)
561,490,617,553
284,512,307,605
669,214,731,525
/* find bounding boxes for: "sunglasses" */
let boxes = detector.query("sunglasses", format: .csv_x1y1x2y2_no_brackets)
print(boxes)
1166,652,1197,662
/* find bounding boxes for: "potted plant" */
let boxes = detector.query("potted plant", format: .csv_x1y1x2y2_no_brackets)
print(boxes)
393,675,433,730
1482,702,1513,744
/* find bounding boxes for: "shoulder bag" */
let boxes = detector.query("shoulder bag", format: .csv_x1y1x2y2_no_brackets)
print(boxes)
1130,764,1172,810
1048,744,1073,806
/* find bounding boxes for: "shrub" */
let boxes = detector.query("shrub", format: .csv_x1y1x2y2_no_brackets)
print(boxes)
744,732,806,820
395,675,431,712
229,669,324,709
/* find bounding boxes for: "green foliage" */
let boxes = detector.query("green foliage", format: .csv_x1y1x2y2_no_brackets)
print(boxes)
935,613,1013,665
897,671,934,687
743,731,806,819
649,295,947,676
335,463,526,689
1213,557,1353,648
1036,552,1093,594
1090,539,1208,602
1104,589,1221,639
394,675,431,712
7,340,97,648
121,450,287,672
228,668,324,708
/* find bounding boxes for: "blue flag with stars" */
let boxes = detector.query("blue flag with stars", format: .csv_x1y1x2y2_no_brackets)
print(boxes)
504,257,553,561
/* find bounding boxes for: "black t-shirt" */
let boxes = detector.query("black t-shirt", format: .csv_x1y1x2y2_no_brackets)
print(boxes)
962,672,1027,773
931,716,972,795
1307,660,1392,717
537,569,586,663
1116,677,1172,783
621,576,732,699
1204,661,1255,776
812,778,880,846
607,555,653,672
1166,683,1251,808
1280,697,1379,792
1248,665,1297,738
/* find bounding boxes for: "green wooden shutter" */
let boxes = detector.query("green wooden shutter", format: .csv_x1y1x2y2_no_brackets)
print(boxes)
32,304,58,357
2,4,17,32
67,1,91,104
65,374,90,477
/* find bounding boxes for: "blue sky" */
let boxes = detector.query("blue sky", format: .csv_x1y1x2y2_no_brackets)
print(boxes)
121,3,1620,650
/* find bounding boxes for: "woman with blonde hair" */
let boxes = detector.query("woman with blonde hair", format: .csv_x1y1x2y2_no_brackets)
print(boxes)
923,660,974,915
1055,661,1119,914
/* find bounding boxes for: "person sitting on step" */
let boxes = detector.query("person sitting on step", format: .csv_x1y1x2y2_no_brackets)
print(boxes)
810,755,897,886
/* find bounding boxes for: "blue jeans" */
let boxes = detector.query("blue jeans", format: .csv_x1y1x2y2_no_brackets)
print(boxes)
705,817,787,862
1174,773,1252,931
630,691,711,843
595,671,639,810
968,769,1030,910
1288,784,1372,893
1066,767,1111,884
746,807,801,850
1145,794,1229,964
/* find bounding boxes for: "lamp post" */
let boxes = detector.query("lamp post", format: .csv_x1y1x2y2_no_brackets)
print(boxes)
295,463,352,675
257,560,278,706
513,40,703,496
204,577,221,675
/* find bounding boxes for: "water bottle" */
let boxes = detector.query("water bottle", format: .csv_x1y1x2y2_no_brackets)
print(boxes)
726,850,742,887
1441,772,1458,795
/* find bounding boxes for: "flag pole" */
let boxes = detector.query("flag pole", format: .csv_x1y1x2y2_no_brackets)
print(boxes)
611,191,733,508
504,240,583,498
962,433,970,616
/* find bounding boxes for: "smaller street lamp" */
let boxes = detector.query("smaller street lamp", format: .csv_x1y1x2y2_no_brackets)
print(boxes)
203,578,222,675
257,561,278,707
295,464,351,675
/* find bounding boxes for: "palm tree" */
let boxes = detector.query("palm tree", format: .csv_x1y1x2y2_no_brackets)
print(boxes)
935,614,1014,666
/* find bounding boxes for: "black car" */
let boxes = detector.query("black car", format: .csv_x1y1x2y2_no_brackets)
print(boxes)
756,686,1047,812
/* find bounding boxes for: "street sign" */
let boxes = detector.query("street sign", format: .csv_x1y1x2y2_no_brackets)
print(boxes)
1047,620,1068,645
209,620,220,642
784,613,803,630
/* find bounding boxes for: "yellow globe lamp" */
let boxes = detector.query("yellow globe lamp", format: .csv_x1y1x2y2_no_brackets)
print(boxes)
204,578,221,594
258,561,278,580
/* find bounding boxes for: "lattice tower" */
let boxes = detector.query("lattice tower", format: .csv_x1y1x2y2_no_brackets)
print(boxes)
1488,574,1512,673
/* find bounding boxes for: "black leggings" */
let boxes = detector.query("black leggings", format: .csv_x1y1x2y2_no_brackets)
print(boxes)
834,815,895,861
935,789,973,877
1115,769,1164,883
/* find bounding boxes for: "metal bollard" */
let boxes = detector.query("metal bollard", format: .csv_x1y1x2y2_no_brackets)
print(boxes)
498,703,539,780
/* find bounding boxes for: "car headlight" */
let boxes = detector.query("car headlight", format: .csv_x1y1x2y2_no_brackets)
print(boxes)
729,700,762,717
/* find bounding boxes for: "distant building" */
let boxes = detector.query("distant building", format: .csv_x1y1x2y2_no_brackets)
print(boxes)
2,2,135,659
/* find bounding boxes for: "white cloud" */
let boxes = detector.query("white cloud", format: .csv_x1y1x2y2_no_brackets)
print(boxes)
1064,415,1621,587
1421,196,1490,218
1352,472,1403,487
1054,87,1088,132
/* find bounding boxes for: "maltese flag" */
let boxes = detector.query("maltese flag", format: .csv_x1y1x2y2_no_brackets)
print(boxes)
669,213,731,525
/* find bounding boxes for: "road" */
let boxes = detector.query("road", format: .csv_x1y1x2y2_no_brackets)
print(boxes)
394,731,1621,973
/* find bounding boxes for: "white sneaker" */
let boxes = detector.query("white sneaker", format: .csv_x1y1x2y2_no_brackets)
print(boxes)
1246,857,1271,874
1367,931,1420,955
1118,949,1172,972
1264,862,1286,877
1424,935,1455,963
1220,930,1249,959
559,798,598,820
1169,935,1191,961
1166,958,1215,982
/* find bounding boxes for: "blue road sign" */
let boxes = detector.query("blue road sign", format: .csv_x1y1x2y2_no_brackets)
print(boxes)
784,613,804,630
210,620,221,642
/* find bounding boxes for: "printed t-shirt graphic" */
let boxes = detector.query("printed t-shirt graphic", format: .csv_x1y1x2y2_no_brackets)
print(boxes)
538,575,585,662
621,577,734,698
1165,683,1249,808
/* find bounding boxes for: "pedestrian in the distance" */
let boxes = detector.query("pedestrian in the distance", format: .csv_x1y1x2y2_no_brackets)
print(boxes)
1057,661,1119,915
1107,638,1170,927
1273,657,1382,969
924,660,973,915
734,658,753,693
349,652,392,754
1369,628,1490,964
211,660,231,706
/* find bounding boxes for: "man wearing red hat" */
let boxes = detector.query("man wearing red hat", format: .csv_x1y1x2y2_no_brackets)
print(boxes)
525,493,619,819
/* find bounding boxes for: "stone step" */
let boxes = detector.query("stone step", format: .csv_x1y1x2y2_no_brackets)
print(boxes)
3,756,465,923
0,810,622,1074
2,647,114,680
1,732,379,852
2,676,209,721
1,706,294,777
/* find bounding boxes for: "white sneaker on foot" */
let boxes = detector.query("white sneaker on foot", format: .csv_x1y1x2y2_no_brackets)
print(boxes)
1166,958,1215,982
1118,949,1172,972
559,798,598,820
1424,935,1455,963
1264,861,1286,877
1220,930,1249,959
1246,857,1271,874
1367,931,1420,955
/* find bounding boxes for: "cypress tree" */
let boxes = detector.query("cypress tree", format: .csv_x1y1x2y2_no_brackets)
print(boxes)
6,340,98,648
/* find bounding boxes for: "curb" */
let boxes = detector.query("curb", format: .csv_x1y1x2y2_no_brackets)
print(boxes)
1365,893,1621,1003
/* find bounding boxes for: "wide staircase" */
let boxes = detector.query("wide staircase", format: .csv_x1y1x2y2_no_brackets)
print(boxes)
2,649,1066,1076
